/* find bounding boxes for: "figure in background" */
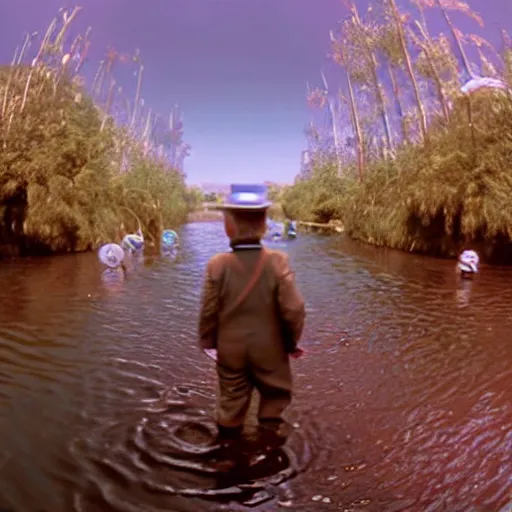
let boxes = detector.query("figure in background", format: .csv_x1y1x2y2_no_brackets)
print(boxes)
98,243,125,270
198,184,306,438
457,249,480,278
161,229,180,249
161,229,180,258
98,242,127,288
285,220,297,239
122,227,145,255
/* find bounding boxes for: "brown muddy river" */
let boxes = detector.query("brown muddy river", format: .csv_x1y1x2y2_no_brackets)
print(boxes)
0,221,511,512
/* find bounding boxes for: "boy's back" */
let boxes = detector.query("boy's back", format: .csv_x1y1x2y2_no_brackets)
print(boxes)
198,246,306,430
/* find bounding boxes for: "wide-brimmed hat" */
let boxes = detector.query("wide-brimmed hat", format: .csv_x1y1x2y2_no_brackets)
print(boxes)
211,184,272,211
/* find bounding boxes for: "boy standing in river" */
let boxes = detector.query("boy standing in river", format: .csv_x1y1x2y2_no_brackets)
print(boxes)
198,184,306,437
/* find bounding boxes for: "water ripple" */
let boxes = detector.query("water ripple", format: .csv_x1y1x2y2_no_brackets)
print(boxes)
0,222,511,511
71,383,319,511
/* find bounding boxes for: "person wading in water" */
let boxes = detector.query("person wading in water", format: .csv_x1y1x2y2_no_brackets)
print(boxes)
198,184,306,439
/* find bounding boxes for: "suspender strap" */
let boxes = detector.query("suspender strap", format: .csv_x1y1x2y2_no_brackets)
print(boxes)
220,249,267,322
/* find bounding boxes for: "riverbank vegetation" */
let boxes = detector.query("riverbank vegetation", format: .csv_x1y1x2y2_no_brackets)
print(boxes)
0,7,192,257
283,0,512,262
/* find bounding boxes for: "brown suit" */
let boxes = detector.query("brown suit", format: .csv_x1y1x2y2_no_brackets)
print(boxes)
198,246,306,428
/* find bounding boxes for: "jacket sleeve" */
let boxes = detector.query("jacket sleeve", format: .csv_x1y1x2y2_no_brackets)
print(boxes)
276,253,306,351
198,258,221,349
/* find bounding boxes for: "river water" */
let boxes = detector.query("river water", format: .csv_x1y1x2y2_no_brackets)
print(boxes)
0,221,511,512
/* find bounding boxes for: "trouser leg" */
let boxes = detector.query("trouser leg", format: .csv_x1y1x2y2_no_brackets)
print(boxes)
216,424,243,438
216,364,253,429
257,387,292,424
253,364,293,424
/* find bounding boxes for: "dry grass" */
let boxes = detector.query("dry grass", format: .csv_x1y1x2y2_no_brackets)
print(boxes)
289,0,512,263
0,10,191,257
284,91,512,263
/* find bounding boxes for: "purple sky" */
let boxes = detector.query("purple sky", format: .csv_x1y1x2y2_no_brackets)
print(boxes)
1,0,510,185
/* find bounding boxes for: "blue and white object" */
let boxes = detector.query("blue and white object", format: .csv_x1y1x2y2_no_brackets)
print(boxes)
161,229,179,249
122,228,144,253
98,243,125,269
457,250,480,275
266,219,283,241
460,76,508,95
272,222,284,240
287,221,297,239
213,184,272,210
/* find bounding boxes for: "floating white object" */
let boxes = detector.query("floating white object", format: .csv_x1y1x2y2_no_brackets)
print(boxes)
266,219,284,241
287,221,297,239
98,243,125,269
457,250,480,274
122,229,144,252
161,229,179,248
460,76,508,95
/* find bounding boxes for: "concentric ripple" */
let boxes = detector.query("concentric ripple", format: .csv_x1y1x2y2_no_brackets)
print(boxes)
71,384,319,510
1,222,512,511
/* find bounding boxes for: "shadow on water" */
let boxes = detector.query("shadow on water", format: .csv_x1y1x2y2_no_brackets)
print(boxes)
0,222,511,511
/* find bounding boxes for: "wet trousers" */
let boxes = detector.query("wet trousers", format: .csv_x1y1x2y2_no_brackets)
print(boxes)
215,361,292,429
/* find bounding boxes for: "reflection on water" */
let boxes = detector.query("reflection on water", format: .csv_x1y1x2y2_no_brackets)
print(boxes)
0,222,511,511
71,366,316,511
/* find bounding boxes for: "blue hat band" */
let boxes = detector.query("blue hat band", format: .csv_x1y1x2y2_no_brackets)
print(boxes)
228,192,265,205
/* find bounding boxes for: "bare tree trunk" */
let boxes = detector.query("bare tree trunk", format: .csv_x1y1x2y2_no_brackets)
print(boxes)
1,46,19,120
388,0,428,141
387,62,410,143
53,7,82,54
502,30,512,84
351,4,394,155
413,22,450,122
92,60,106,100
75,27,92,74
329,30,365,180
320,71,343,175
436,0,472,78
346,70,364,181
32,17,58,66
131,62,144,130
143,108,153,141
17,32,36,66
100,78,116,131
416,0,429,33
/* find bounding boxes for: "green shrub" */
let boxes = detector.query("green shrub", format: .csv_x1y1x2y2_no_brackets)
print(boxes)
0,64,190,256
283,90,512,262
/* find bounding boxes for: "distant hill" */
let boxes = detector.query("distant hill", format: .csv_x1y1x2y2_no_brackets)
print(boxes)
197,181,289,191
263,181,290,188
197,183,231,196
